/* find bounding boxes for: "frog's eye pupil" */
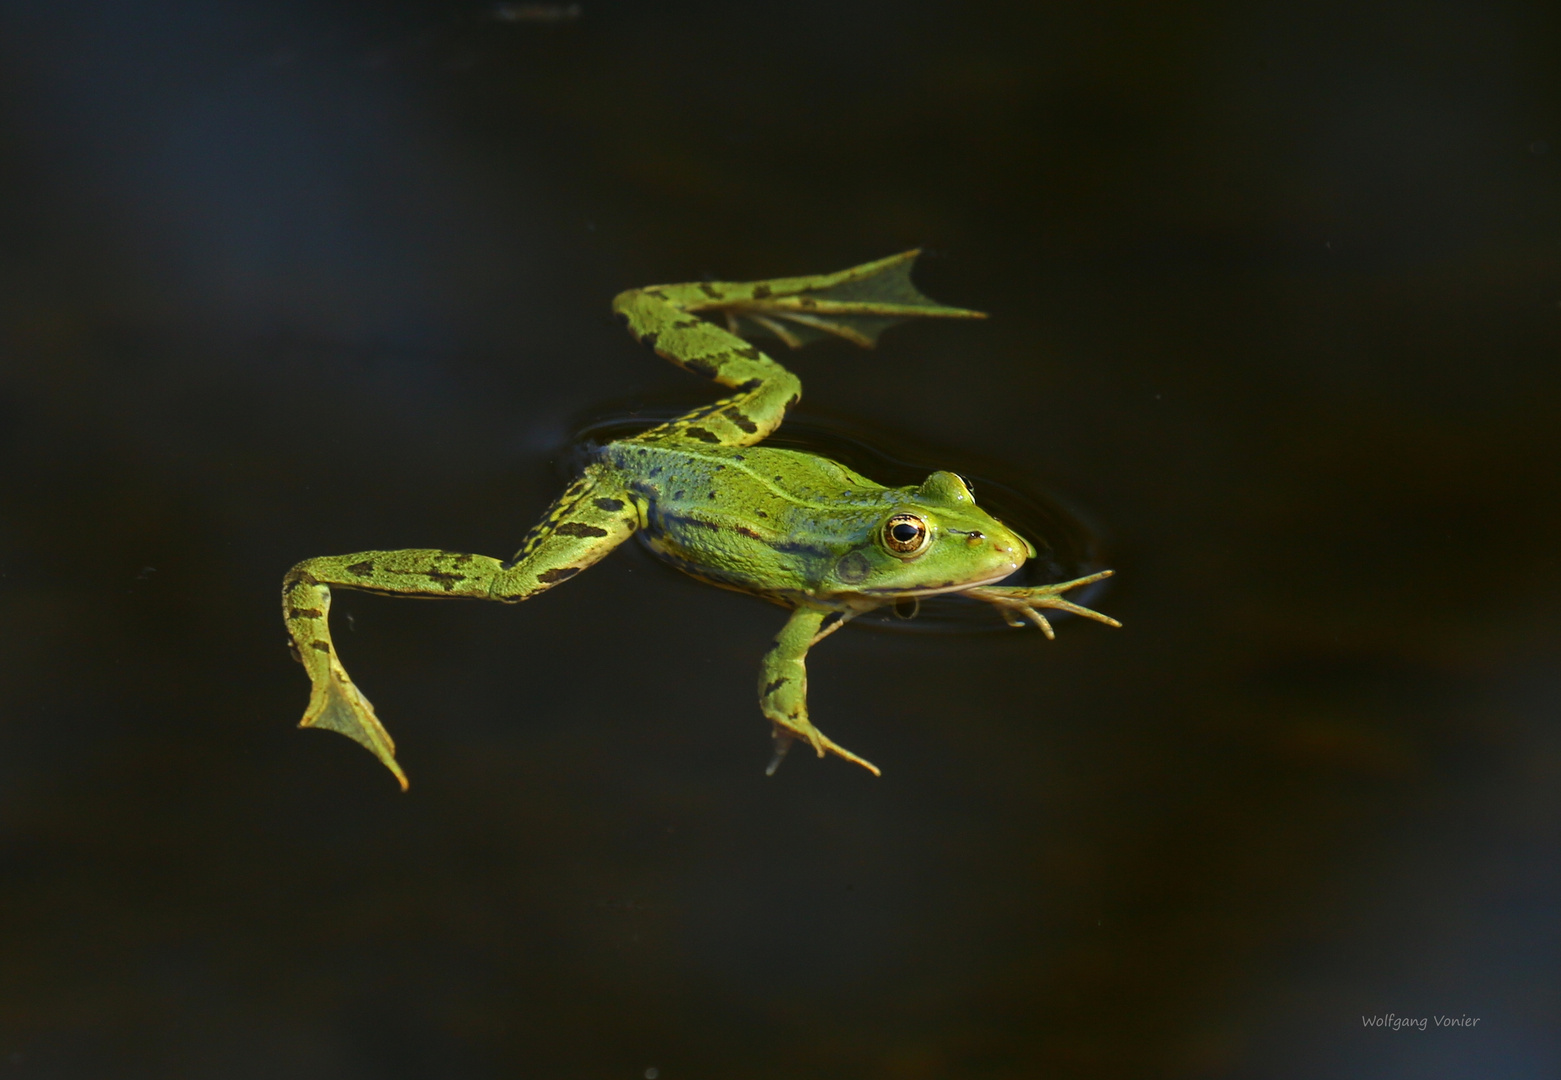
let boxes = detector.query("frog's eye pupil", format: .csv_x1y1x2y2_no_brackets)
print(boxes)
892,523,919,543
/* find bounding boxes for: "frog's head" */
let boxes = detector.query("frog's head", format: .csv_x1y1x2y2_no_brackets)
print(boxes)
827,471,1034,598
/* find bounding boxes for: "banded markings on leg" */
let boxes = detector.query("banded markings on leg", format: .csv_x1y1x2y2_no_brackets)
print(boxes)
612,285,800,449
758,604,880,777
282,474,639,788
502,468,646,576
611,250,985,450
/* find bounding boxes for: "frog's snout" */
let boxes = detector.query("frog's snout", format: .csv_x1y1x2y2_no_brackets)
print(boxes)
986,524,1032,563
962,529,1024,555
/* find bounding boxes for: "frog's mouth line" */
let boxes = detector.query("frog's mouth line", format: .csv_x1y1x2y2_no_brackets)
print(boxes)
858,566,1021,598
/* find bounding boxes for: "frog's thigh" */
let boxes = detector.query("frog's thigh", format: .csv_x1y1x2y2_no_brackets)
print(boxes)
492,473,643,595
756,606,880,776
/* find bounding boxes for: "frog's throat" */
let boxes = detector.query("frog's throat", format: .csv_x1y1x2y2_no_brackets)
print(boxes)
856,567,1022,598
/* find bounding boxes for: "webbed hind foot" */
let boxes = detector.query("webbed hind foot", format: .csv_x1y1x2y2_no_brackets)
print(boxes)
300,665,407,791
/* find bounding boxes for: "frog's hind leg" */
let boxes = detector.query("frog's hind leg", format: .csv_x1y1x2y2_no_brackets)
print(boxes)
613,250,984,448
282,471,639,789
758,605,880,777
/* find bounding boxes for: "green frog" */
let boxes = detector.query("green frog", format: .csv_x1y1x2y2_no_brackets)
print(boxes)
283,251,1120,789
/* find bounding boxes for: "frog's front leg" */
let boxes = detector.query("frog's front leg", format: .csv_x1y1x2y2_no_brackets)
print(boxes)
282,472,639,789
759,605,880,777
965,570,1122,639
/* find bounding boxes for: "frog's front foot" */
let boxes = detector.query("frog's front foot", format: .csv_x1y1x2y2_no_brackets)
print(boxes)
965,570,1122,640
759,605,882,776
764,715,881,777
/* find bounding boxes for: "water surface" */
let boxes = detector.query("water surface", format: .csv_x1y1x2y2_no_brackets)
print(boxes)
0,2,1557,1077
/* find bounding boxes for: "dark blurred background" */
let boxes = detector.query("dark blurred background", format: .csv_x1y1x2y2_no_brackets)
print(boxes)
1,1,1558,1076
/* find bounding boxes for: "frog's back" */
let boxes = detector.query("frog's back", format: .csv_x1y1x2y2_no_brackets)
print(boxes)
598,439,893,601
598,440,887,505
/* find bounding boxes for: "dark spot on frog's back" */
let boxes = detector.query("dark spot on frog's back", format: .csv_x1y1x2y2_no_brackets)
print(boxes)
346,561,374,577
698,282,724,299
311,641,331,653
556,522,609,538
593,497,625,512
751,284,771,299
683,427,721,443
762,676,787,697
538,567,581,583
639,331,659,351
728,411,758,434
426,570,465,590
835,551,872,584
734,525,764,540
684,356,719,379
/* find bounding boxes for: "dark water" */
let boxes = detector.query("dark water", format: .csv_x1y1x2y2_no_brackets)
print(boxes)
2,2,1558,1076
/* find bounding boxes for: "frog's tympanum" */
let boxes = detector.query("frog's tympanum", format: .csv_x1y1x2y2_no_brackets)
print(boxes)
283,252,1120,788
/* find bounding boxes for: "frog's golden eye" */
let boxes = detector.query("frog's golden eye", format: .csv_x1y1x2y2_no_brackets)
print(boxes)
882,513,931,557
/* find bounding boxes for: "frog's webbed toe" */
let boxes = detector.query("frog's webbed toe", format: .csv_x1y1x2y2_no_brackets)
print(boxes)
301,666,407,791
